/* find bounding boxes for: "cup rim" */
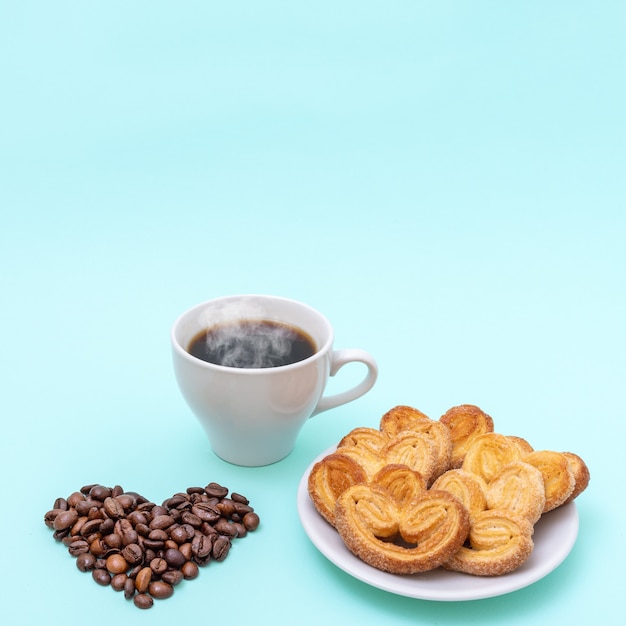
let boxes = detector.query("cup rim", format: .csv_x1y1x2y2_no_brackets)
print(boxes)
170,294,334,373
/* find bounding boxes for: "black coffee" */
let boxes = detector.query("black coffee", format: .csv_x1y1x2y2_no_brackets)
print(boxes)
188,320,317,368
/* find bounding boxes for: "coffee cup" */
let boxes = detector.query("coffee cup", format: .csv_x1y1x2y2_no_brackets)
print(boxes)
171,294,378,466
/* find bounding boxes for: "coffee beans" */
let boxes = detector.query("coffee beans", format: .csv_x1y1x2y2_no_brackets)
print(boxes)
44,483,259,609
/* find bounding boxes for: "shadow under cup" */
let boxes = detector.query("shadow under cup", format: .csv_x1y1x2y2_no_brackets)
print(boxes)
171,295,377,466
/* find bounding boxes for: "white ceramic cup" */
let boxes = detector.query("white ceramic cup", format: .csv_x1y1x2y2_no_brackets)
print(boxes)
171,294,378,466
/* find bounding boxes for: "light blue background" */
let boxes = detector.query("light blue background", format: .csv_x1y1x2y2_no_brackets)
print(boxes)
1,1,624,624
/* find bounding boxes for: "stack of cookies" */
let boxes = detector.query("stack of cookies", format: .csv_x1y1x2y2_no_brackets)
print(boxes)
307,404,590,576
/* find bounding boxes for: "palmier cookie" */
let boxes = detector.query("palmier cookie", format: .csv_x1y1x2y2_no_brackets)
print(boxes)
444,509,534,576
461,433,522,484
382,432,438,485
379,405,432,437
338,427,389,455
336,427,388,479
523,450,575,512
308,453,367,527
335,485,470,575
382,411,452,480
431,469,487,521
439,404,494,468
561,451,591,504
370,464,427,508
507,435,534,456
486,461,546,524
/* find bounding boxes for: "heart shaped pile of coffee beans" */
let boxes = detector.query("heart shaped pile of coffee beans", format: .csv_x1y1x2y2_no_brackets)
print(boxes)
44,483,260,609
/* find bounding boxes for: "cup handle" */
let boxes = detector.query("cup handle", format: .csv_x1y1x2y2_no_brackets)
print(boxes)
311,349,378,416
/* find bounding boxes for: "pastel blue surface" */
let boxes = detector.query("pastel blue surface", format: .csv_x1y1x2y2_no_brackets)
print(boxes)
1,1,624,624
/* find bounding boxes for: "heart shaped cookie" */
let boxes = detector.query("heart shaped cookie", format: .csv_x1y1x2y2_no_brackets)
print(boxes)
486,460,546,524
444,509,534,576
334,484,469,575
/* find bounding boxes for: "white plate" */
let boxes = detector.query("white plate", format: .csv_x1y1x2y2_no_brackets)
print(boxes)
297,447,579,601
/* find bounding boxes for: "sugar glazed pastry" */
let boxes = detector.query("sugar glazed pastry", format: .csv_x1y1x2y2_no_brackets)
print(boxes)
335,485,469,574
307,404,590,578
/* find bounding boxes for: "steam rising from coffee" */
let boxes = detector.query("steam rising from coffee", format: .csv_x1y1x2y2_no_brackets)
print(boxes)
189,303,316,369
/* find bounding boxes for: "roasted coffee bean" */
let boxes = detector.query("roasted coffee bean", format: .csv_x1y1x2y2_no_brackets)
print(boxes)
54,497,69,511
92,568,111,586
149,557,167,576
123,576,135,600
191,534,212,560
106,553,128,575
89,485,112,501
231,492,249,505
180,511,202,528
76,552,97,572
205,482,229,498
179,542,193,561
149,514,175,530
74,499,97,516
234,502,254,516
191,503,220,523
148,528,168,542
143,548,157,564
200,522,218,538
134,567,152,593
87,506,105,521
53,528,70,541
44,509,61,528
103,497,125,519
212,536,230,561
163,494,188,509
243,512,260,531
232,522,247,538
120,528,138,546
53,509,78,531
70,515,88,534
216,499,235,517
214,519,238,537
189,492,206,505
121,543,143,566
125,491,149,505
148,580,174,599
115,518,131,534
181,561,199,580
142,538,165,551
162,569,184,586
80,518,103,537
89,537,107,557
126,511,148,526
168,526,188,544
164,548,186,569
68,491,86,507
61,533,78,547
68,539,90,556
133,593,153,609
103,532,123,550
181,523,196,539
117,493,136,510
150,505,168,518
111,573,127,592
